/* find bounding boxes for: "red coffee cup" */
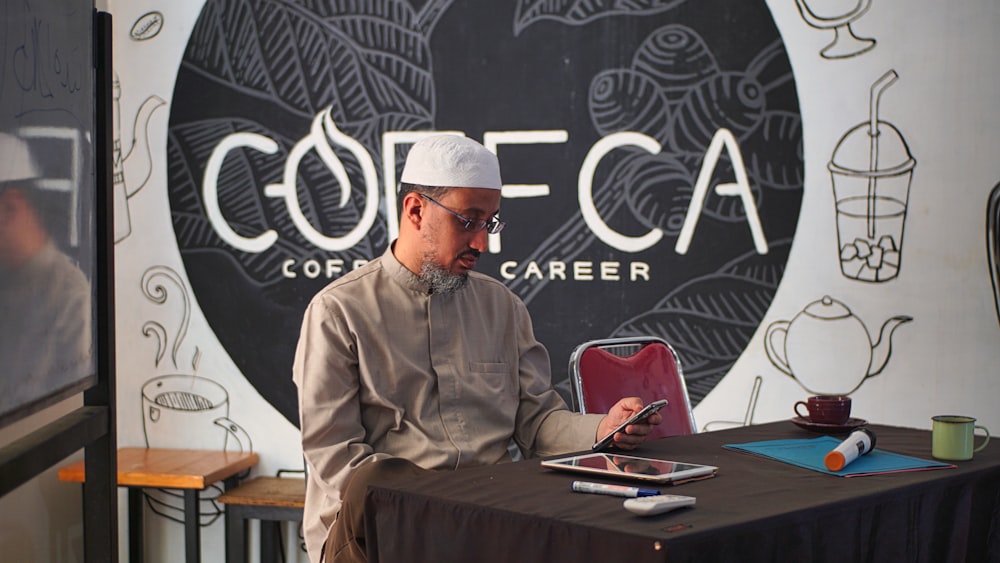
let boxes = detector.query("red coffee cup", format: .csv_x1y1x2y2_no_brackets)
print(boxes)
794,395,852,425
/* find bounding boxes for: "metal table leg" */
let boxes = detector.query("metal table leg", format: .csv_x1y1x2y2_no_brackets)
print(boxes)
225,504,248,563
184,489,201,563
128,488,144,563
260,520,281,563
224,475,247,563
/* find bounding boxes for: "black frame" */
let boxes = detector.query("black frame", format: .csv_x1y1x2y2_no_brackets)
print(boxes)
0,9,117,562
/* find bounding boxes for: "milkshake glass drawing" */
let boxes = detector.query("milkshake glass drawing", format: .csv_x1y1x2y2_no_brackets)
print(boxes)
794,0,875,59
829,71,915,282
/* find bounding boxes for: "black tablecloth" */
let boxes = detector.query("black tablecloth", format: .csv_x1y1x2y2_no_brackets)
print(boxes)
365,421,1000,563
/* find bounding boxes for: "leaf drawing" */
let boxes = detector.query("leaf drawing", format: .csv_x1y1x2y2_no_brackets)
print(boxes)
589,68,671,140
744,111,803,191
632,24,719,104
613,239,792,404
745,39,795,99
666,71,767,156
182,0,436,148
623,152,693,234
514,0,690,35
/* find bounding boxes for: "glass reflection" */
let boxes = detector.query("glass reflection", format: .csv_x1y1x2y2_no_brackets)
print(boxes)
0,131,93,422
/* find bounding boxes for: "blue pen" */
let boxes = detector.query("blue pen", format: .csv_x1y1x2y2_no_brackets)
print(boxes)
571,480,660,498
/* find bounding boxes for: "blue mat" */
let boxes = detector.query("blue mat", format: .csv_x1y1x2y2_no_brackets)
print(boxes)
723,436,954,477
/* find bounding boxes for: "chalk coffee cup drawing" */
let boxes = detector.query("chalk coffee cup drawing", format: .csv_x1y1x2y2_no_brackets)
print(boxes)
931,415,990,461
142,374,250,451
794,395,852,425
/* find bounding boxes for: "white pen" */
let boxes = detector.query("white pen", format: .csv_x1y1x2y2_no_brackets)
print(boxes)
571,480,660,498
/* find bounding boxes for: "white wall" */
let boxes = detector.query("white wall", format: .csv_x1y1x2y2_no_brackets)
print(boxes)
697,0,1000,430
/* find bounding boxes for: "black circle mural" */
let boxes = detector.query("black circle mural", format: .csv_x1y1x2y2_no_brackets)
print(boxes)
168,0,803,426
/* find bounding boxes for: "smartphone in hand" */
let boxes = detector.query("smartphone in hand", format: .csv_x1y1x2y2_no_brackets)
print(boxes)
591,399,669,452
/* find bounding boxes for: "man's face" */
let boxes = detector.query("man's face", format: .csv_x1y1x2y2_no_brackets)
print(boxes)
418,187,502,283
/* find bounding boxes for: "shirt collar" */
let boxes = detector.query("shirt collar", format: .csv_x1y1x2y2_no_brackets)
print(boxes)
382,242,431,294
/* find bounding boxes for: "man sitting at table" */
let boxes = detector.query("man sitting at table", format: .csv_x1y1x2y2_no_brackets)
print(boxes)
293,134,663,563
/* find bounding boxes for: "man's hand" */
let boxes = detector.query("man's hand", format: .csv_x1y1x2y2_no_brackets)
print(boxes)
595,397,663,450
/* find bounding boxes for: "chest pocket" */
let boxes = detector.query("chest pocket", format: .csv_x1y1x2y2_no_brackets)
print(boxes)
466,362,516,407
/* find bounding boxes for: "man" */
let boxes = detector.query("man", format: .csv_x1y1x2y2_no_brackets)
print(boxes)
293,135,661,563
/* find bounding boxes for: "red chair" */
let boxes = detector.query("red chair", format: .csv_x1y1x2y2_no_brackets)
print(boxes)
568,337,696,439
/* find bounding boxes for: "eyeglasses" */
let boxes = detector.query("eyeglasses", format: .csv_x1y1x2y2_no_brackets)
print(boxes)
419,193,506,235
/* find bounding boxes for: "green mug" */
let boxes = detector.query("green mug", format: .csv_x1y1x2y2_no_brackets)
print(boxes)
932,415,990,461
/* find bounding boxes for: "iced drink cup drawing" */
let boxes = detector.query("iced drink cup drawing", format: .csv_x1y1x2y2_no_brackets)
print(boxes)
828,70,915,282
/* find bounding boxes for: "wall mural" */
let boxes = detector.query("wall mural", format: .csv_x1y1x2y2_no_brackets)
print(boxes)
764,295,911,396
139,265,253,451
129,11,164,42
112,74,165,243
139,265,253,526
112,10,171,244
701,374,763,432
829,69,915,283
793,0,876,59
760,12,917,407
165,0,804,425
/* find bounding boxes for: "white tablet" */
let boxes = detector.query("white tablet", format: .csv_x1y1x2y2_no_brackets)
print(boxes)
541,452,718,484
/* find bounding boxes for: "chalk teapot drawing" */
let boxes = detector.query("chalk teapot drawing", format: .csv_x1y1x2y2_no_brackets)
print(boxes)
765,296,912,394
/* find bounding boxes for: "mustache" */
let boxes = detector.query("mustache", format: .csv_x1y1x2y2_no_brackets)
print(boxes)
460,250,481,259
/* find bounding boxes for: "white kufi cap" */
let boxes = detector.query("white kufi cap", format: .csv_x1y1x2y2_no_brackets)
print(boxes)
0,132,41,184
400,134,502,190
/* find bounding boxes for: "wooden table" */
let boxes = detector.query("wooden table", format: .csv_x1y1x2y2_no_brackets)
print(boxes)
59,447,259,563
218,476,305,563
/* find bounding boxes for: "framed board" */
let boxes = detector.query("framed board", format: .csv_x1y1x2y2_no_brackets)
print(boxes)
0,0,98,429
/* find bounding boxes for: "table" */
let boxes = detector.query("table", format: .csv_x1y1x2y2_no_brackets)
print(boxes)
58,447,258,563
364,421,1000,562
218,476,305,563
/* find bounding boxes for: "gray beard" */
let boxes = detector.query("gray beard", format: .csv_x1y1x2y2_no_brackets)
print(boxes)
419,260,467,295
